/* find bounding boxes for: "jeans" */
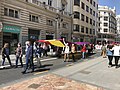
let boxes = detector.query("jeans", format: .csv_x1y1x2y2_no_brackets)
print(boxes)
82,52,86,59
15,56,23,67
2,55,12,66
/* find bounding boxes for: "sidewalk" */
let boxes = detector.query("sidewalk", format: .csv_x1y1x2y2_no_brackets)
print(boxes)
0,74,104,90
0,56,105,90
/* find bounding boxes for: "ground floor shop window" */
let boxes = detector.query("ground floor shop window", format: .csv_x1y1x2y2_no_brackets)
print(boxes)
3,33,19,54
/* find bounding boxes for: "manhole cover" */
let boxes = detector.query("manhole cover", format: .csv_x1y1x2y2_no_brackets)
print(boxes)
79,70,91,74
28,83,41,89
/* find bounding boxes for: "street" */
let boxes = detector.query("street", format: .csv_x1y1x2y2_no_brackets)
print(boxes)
0,51,100,87
1,50,120,90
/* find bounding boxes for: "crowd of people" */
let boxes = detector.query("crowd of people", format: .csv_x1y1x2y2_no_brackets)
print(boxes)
0,39,96,74
100,43,120,69
0,41,50,74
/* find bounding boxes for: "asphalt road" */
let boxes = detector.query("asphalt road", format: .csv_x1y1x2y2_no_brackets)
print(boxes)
0,50,101,86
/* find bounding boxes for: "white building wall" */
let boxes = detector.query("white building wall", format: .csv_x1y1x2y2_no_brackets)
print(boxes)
98,6,116,43
38,0,72,14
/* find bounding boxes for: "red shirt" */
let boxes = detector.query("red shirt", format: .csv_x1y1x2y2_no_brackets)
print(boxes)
81,46,86,52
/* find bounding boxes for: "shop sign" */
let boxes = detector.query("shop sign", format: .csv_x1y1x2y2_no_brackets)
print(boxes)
3,25,21,33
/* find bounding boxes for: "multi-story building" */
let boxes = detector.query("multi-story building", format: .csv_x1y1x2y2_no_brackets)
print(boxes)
72,0,98,43
97,6,117,44
116,15,120,42
0,0,72,53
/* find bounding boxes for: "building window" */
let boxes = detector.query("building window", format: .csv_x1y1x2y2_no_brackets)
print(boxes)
29,14,39,23
81,26,84,33
46,19,53,26
9,9,14,17
96,13,98,18
73,24,79,32
93,29,95,35
4,8,8,16
81,2,85,10
93,20,95,26
90,8,92,15
90,29,92,34
93,11,95,16
97,4,98,9
86,16,89,23
90,0,92,4
63,23,68,29
4,8,19,18
93,1,95,7
104,23,108,27
90,18,92,25
86,5,89,12
104,16,108,21
104,29,108,32
32,0,37,3
48,0,52,6
15,11,19,18
74,0,80,6
86,27,88,34
81,14,84,21
74,12,80,19
98,29,100,32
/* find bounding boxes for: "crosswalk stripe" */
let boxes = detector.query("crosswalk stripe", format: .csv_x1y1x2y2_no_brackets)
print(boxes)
0,58,57,69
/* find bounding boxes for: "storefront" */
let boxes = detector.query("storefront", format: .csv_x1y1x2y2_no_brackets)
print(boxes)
2,25,21,54
28,29,40,41
46,32,54,40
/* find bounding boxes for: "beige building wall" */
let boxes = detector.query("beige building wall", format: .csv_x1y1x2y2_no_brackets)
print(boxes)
0,0,72,52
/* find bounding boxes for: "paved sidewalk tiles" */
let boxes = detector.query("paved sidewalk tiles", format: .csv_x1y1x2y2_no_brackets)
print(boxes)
0,74,104,90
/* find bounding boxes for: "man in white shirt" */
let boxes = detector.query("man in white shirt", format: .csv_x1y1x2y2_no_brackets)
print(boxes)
111,44,120,68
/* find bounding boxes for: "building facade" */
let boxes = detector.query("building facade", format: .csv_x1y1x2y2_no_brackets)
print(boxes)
97,6,117,44
116,15,120,42
72,0,98,43
0,0,72,53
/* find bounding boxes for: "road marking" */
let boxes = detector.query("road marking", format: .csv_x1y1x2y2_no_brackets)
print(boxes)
0,58,57,69
34,70,48,75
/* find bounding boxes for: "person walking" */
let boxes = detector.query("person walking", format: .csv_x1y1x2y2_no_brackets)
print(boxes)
43,43,48,57
71,44,76,62
15,43,23,68
22,41,34,74
81,44,87,59
101,44,107,58
64,43,70,62
1,43,12,67
111,44,120,68
106,44,113,68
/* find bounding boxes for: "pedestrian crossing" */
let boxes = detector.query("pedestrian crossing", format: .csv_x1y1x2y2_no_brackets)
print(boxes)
0,57,57,69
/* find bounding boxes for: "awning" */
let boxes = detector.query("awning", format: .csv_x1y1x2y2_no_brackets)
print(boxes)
38,39,65,47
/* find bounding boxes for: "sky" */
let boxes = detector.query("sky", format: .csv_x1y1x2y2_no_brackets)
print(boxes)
99,0,120,15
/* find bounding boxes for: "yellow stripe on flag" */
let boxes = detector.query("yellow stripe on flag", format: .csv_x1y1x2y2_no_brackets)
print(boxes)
46,40,65,47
